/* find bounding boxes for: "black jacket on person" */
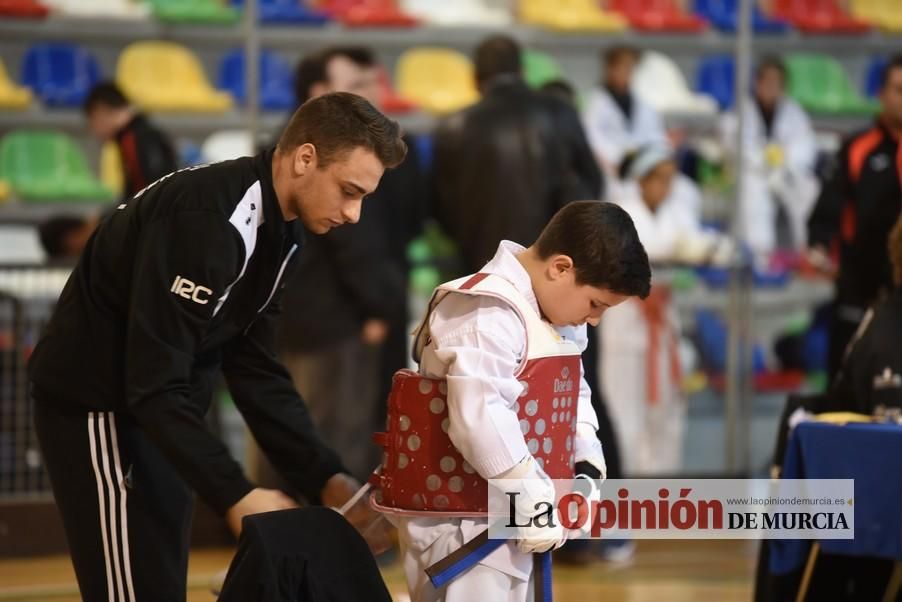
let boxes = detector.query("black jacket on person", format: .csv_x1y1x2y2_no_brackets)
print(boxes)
821,287,902,414
808,120,902,308
432,76,604,272
277,136,424,353
114,112,179,201
29,149,344,514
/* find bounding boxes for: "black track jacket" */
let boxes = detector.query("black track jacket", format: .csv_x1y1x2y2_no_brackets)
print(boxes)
29,149,344,514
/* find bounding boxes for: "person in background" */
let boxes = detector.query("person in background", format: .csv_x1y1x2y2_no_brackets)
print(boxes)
38,215,99,261
433,34,602,277
808,54,902,378
582,45,668,179
274,46,425,482
721,56,819,257
601,145,729,477
83,81,178,201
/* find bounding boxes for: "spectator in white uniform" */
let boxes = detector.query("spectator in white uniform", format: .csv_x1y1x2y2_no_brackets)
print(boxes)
582,45,668,180
720,56,820,257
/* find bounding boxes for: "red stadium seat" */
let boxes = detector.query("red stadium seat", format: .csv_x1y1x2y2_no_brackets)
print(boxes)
321,0,418,27
609,0,708,31
773,0,871,33
0,0,49,18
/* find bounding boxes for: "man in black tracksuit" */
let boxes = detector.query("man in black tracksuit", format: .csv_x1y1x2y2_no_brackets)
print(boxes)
808,55,902,377
28,93,407,601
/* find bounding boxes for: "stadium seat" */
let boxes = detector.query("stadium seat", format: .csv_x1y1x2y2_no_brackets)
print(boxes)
217,49,295,110
21,43,101,108
865,56,887,98
230,0,331,24
321,0,418,27
376,66,416,114
632,51,718,114
693,0,790,33
0,180,9,202
147,0,240,24
0,0,49,18
523,50,564,90
696,55,735,110
100,141,124,198
0,59,32,110
41,0,149,18
610,0,708,32
396,48,478,115
401,0,511,26
201,130,254,163
117,41,234,112
850,0,902,33
0,130,114,202
785,54,878,114
519,0,627,32
773,0,870,33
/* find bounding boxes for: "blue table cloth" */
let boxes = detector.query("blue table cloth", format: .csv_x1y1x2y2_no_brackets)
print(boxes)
770,421,902,574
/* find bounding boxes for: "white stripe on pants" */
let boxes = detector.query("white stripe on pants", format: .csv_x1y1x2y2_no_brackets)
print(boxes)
88,412,136,602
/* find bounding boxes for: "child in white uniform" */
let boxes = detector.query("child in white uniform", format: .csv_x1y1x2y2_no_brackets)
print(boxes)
375,201,652,601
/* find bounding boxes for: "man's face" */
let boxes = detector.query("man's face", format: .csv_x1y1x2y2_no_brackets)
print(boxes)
322,56,380,106
534,255,630,327
754,67,784,109
288,145,384,234
640,160,677,212
605,55,636,94
86,106,120,141
881,68,902,129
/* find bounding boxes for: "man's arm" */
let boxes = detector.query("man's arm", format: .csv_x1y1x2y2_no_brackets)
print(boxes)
808,140,852,250
221,288,346,504
125,211,255,515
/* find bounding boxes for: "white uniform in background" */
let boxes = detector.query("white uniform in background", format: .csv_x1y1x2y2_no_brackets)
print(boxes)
582,87,668,175
720,96,820,256
392,241,600,602
602,182,694,475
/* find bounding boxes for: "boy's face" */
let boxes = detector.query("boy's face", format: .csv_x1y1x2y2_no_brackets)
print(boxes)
535,255,629,327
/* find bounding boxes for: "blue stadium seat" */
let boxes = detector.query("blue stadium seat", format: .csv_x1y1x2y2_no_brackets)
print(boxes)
231,0,331,24
694,0,790,33
865,56,887,98
21,43,101,107
217,49,295,111
697,55,735,110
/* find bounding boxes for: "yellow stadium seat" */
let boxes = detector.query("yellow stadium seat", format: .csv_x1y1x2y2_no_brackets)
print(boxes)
0,180,10,202
0,59,32,110
396,48,478,115
116,41,233,112
850,0,902,32
520,0,627,32
100,141,124,198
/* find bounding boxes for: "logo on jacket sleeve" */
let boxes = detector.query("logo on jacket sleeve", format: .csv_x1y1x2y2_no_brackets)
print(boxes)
170,275,212,305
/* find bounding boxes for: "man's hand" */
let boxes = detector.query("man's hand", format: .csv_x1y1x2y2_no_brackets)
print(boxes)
226,488,298,537
361,319,389,346
322,473,394,555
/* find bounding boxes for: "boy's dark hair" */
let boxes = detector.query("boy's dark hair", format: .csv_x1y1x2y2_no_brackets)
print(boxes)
39,216,87,258
474,35,521,87
82,81,129,115
603,45,640,69
755,55,787,84
881,54,902,90
540,79,576,105
535,201,651,299
294,46,376,105
277,92,407,169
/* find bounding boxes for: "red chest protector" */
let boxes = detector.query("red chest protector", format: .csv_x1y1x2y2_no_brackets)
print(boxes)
371,272,581,516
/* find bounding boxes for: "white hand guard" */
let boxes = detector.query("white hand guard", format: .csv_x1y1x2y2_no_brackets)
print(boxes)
573,423,607,483
496,455,566,554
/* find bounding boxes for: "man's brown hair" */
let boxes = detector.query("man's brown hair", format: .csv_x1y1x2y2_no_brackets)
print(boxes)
277,92,407,169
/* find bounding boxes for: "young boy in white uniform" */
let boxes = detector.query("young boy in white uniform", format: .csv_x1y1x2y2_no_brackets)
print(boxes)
372,201,652,601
